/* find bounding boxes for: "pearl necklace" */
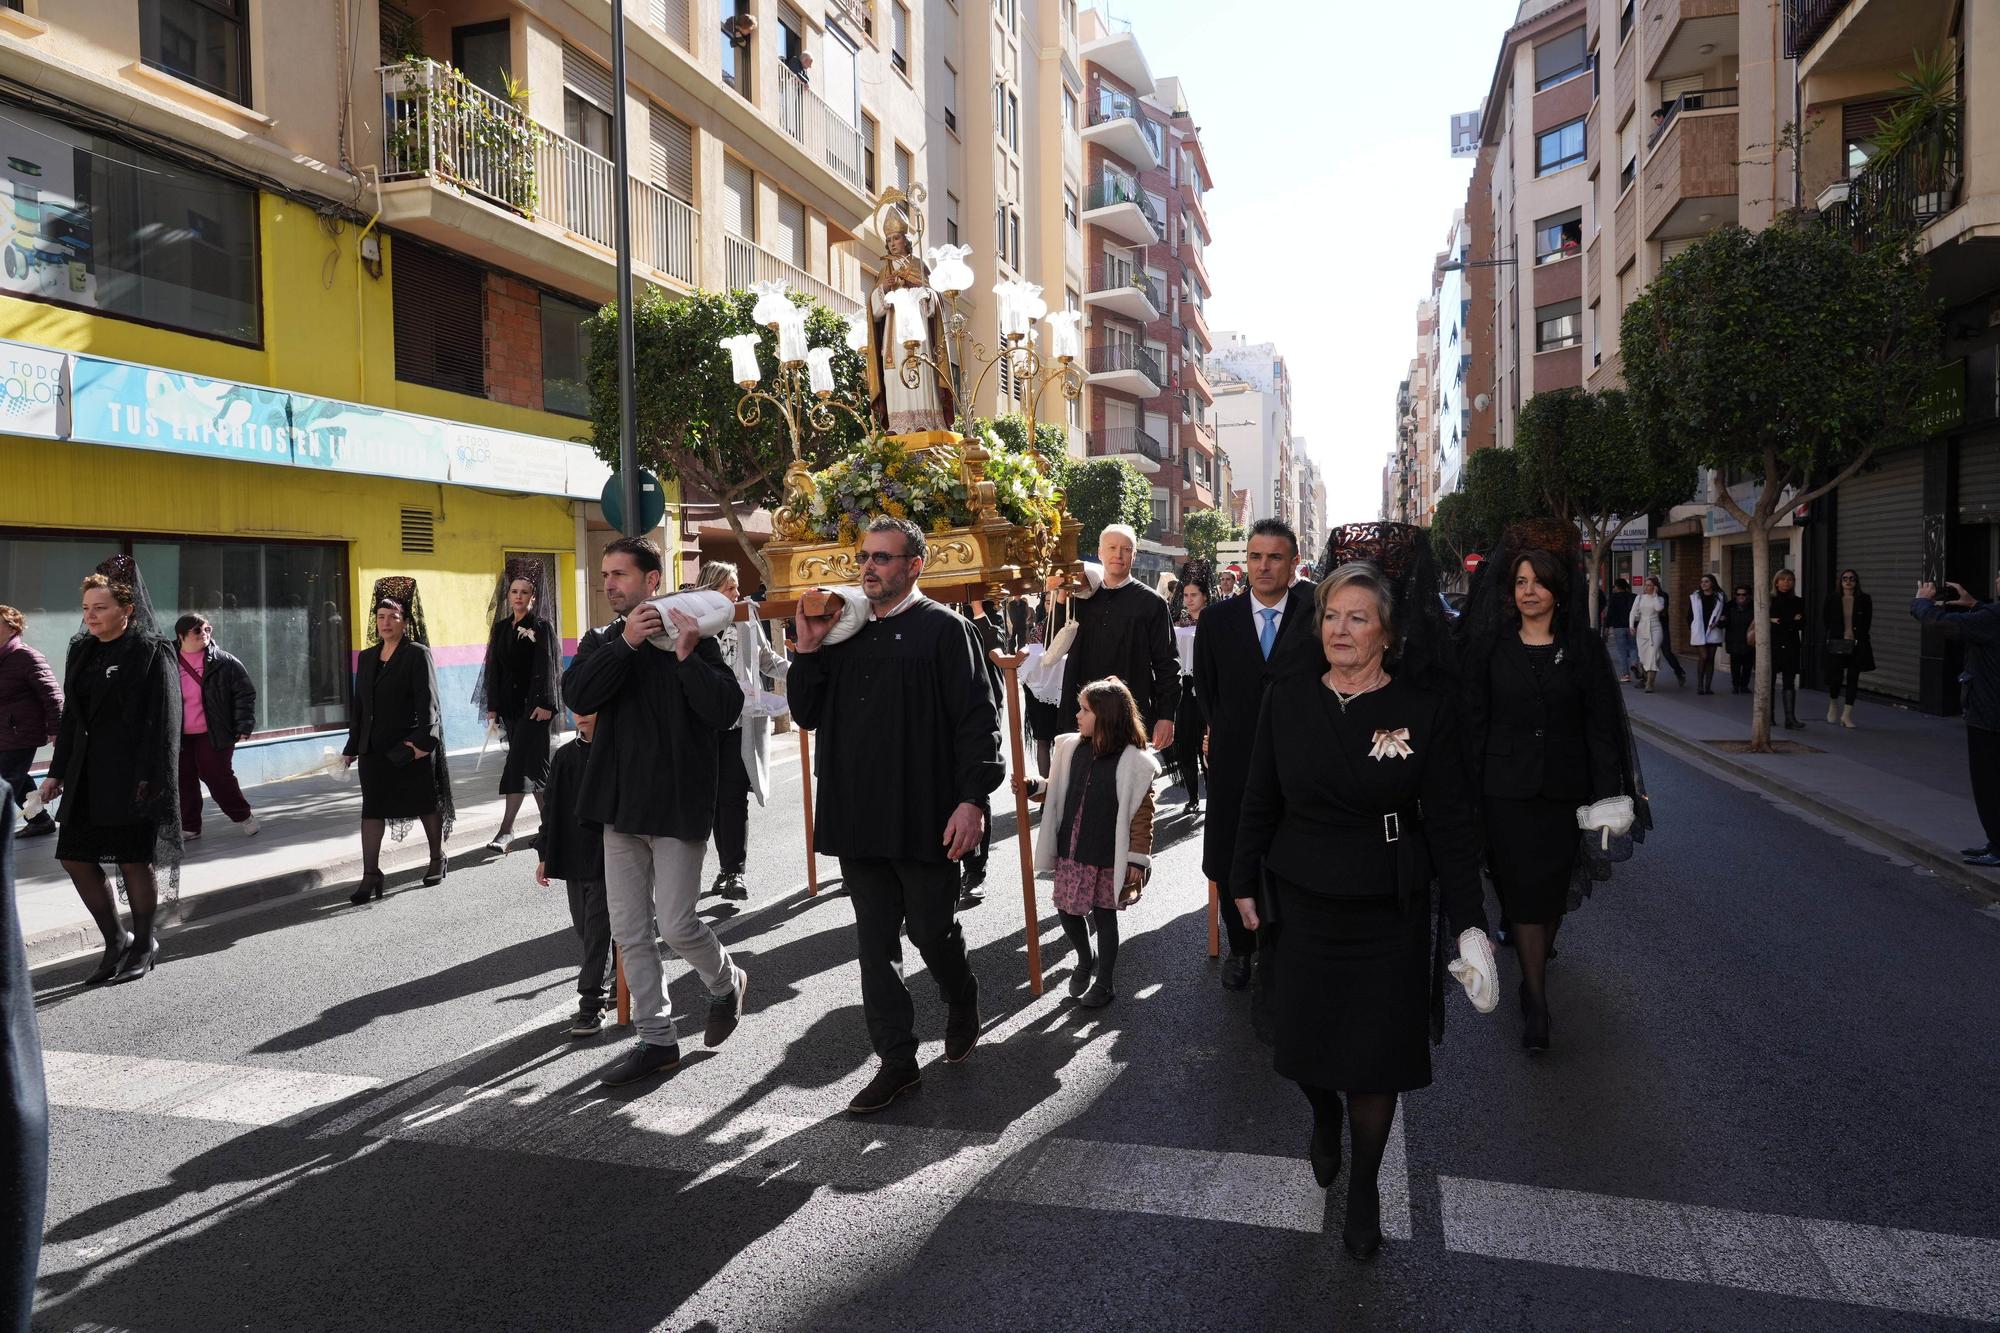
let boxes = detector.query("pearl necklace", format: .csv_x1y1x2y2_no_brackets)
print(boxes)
1325,669,1388,712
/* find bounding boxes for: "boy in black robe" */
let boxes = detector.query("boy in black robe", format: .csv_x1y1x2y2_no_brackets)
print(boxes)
791,517,1003,1116
1055,524,1179,745
563,537,747,1088
534,711,611,1037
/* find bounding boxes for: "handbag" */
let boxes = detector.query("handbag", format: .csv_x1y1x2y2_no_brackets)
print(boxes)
1826,638,1857,657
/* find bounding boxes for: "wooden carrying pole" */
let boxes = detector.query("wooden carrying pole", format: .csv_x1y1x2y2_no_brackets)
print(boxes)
1207,882,1221,959
991,648,1044,996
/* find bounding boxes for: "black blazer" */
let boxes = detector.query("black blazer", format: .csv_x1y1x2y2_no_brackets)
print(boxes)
51,630,179,827
1821,590,1876,672
1471,634,1622,805
343,639,443,760
1192,583,1323,883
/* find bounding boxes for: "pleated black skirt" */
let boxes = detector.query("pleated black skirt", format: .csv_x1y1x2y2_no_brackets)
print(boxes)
1484,794,1578,924
498,717,551,794
1271,878,1432,1094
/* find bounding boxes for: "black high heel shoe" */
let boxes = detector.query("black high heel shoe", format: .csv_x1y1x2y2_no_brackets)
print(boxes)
422,857,447,887
84,930,134,986
108,935,159,985
349,871,385,905
1309,1126,1341,1190
1342,1185,1383,1261
1522,997,1552,1053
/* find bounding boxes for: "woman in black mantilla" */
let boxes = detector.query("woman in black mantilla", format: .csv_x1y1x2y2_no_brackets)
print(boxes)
39,554,182,985
474,559,560,852
1170,560,1210,815
342,577,455,902
1459,521,1646,1053
1230,530,1499,1262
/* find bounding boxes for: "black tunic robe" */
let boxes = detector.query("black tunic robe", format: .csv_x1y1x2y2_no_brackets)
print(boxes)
789,597,1003,863
533,735,604,883
1058,580,1180,730
562,621,742,840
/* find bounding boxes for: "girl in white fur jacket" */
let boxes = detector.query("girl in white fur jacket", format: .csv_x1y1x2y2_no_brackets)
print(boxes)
1016,678,1159,1008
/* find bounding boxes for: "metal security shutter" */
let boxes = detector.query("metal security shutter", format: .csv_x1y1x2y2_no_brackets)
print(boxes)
649,105,695,202
772,192,806,269
722,157,755,238
1835,445,1924,701
392,240,485,397
1959,436,2000,523
380,3,414,63
563,44,615,113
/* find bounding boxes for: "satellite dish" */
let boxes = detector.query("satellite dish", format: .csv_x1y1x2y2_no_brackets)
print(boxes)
1474,393,1491,412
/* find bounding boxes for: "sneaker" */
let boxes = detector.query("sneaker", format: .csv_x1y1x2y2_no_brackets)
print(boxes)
183,828,201,841
718,871,749,902
568,1007,605,1037
943,996,979,1063
598,1040,681,1086
1964,852,2000,868
237,815,260,837
847,1064,921,1115
703,965,748,1048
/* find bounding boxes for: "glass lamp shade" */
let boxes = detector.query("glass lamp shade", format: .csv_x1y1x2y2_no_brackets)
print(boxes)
993,279,1047,338
841,311,869,352
805,346,837,395
925,244,976,295
884,288,930,351
749,280,793,328
776,311,810,365
1045,309,1084,361
720,333,762,386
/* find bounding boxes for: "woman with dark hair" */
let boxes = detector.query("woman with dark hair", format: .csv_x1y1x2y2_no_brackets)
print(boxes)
1461,526,1642,1054
1688,573,1726,695
1170,559,1211,815
474,559,559,853
1231,533,1501,1262
172,613,258,840
1721,585,1757,695
342,578,454,901
1823,568,1873,729
38,555,182,984
1769,569,1808,729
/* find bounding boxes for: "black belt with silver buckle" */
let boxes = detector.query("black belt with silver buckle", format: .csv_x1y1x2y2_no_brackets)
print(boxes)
1383,812,1400,843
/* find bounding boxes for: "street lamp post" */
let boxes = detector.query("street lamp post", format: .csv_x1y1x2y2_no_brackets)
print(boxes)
609,0,642,537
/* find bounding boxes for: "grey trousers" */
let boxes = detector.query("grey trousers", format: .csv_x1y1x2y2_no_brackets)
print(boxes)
603,830,733,1047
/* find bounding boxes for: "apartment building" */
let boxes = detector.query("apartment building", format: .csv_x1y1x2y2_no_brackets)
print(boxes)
0,0,911,779
1072,8,1220,578
1210,332,1297,533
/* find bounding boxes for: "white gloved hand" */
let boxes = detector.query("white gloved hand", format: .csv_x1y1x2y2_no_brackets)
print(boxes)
1069,563,1105,599
19,789,44,821
1577,795,1636,850
1446,927,1499,1014
643,589,736,652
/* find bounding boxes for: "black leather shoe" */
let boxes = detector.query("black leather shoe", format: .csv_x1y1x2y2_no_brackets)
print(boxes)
598,1041,681,1087
1220,953,1253,991
703,966,748,1049
1077,982,1114,1009
1309,1127,1340,1190
422,858,447,887
109,935,158,985
1963,844,1991,859
349,871,385,905
1522,1002,1552,1053
943,998,980,1063
1066,956,1095,999
1343,1186,1383,1260
20,815,55,838
718,871,749,901
847,1065,921,1115
84,930,133,986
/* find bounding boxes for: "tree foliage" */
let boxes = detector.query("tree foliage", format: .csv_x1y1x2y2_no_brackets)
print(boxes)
1061,457,1152,554
1621,214,1939,748
976,412,1069,461
1181,507,1244,567
584,287,870,578
1430,446,1530,570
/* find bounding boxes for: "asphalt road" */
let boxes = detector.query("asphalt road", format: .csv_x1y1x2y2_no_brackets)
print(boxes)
25,741,2000,1332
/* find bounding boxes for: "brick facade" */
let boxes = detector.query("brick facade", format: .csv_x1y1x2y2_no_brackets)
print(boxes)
484,274,544,413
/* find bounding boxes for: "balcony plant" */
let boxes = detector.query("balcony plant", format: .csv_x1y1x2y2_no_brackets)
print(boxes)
385,58,542,217
1870,49,1961,220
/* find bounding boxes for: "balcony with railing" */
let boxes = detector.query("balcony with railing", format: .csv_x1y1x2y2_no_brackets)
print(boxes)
724,233,861,315
1643,0,1739,81
1783,0,1850,58
1084,254,1161,322
1082,176,1162,247
1643,91,1740,238
1182,291,1212,352
378,59,698,287
1818,136,1963,250
1647,85,1739,147
1085,342,1163,398
1180,229,1211,291
1785,0,1954,76
1180,177,1211,246
1083,89,1160,171
773,57,867,193
1094,425,1165,473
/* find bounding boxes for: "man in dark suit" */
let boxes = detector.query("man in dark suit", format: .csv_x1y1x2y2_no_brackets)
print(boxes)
1193,518,1322,989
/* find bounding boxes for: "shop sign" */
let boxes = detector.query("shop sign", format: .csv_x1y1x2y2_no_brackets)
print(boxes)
1915,359,1965,436
288,396,450,482
69,356,293,464
0,337,67,439
445,422,569,496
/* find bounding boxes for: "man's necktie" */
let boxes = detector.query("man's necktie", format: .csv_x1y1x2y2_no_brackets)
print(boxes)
1259,607,1278,660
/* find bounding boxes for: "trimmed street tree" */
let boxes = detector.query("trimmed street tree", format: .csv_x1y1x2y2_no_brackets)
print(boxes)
1181,507,1244,567
584,287,869,583
1621,214,1938,752
1061,457,1152,553
1515,387,1695,628
1429,446,1531,573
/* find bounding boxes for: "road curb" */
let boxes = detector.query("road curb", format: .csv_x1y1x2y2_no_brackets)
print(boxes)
1630,716,2000,907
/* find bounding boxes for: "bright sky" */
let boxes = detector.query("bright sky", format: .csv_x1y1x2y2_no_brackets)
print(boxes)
1113,0,1522,522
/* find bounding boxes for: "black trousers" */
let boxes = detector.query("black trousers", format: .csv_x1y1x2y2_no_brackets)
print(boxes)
712,729,753,874
1827,656,1863,704
959,812,992,880
0,748,37,819
1729,650,1754,692
1969,727,2000,850
1174,678,1204,800
842,857,979,1071
563,876,613,1007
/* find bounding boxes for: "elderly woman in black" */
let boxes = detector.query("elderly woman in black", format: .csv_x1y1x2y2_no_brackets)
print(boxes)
342,578,454,901
1823,568,1874,729
1462,528,1638,1053
39,556,182,984
474,560,560,852
1232,552,1498,1261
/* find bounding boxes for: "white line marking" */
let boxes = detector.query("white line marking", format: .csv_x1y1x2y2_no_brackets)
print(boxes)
1439,1176,2000,1323
42,1051,379,1127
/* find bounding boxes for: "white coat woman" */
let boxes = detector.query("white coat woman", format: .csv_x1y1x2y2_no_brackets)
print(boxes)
1687,574,1727,696
1629,576,1670,692
696,562,790,901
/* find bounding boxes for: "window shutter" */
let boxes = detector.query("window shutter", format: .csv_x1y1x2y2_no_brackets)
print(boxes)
649,105,696,202
563,43,615,113
392,241,486,397
649,0,691,45
773,193,807,269
380,3,414,64
723,157,755,238
1843,98,1897,143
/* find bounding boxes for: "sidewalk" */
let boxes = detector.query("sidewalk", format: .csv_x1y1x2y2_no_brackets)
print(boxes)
12,740,558,967
1623,664,2000,900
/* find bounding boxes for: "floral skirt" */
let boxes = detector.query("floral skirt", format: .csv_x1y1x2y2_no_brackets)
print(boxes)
1052,856,1118,914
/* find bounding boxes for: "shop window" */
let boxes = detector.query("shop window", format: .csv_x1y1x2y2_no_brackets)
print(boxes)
542,295,595,418
0,105,260,343
393,241,485,396
141,0,250,106
0,534,351,734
